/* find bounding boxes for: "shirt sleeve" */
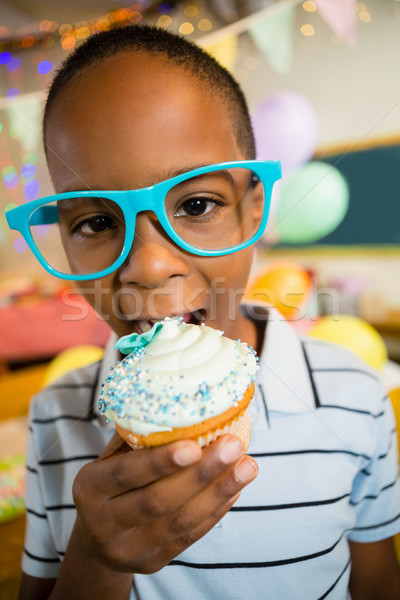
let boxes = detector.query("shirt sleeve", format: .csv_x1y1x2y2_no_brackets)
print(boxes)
348,379,400,543
22,420,62,578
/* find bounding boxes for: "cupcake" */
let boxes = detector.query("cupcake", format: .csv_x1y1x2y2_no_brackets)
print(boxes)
98,317,258,450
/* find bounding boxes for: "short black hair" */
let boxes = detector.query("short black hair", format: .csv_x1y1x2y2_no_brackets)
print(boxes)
43,24,255,159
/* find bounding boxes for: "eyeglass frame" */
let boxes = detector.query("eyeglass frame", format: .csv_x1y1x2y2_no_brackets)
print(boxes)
6,159,282,281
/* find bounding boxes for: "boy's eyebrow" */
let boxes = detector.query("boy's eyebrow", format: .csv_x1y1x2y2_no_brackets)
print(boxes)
166,164,211,178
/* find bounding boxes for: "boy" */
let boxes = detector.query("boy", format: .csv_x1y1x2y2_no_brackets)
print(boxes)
7,25,400,599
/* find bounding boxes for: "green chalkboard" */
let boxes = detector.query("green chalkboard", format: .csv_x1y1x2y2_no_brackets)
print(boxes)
278,143,400,246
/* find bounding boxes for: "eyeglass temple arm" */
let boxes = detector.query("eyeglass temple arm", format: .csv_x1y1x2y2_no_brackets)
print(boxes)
29,206,59,225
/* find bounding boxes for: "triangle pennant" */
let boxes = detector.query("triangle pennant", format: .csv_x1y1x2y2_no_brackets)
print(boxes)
249,5,295,75
314,0,357,45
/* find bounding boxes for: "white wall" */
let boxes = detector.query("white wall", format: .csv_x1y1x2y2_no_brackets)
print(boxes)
236,0,400,150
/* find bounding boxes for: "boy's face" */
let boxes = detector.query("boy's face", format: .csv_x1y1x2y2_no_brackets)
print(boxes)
45,52,257,345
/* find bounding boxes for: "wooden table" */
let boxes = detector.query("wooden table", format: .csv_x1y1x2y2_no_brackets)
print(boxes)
0,516,25,600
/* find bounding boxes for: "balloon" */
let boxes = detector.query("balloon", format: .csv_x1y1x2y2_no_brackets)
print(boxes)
388,388,400,561
43,345,104,387
275,161,349,244
307,315,388,371
246,260,312,319
253,91,319,172
389,387,400,447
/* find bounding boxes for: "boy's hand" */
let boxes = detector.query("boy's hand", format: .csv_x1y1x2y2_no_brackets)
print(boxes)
71,432,258,575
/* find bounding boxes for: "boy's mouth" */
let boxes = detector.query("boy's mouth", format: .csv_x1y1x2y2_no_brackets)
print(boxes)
134,309,206,334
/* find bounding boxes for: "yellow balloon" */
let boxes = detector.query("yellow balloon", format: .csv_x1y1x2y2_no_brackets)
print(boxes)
388,388,400,562
205,36,238,72
308,315,388,371
43,345,104,387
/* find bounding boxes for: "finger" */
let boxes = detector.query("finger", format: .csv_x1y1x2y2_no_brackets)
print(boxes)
114,444,257,534
108,435,245,523
89,438,203,497
143,455,258,543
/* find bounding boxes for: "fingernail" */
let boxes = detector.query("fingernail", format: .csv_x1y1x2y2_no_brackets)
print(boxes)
234,457,258,483
173,443,200,466
218,438,244,464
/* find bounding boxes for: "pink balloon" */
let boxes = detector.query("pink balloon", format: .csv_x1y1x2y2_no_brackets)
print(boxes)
253,91,319,173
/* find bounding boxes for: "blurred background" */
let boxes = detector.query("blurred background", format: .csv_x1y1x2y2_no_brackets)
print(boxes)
0,0,400,594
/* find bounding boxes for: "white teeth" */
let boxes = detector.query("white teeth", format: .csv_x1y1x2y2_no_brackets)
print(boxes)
139,319,153,332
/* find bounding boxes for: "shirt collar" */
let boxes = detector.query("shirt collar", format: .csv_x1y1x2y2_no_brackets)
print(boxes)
242,303,316,414
93,304,316,426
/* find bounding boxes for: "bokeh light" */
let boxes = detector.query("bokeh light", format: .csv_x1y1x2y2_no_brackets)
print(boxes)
157,3,172,14
303,1,316,11
157,15,172,27
24,179,39,201
23,153,37,165
2,166,16,178
7,57,21,71
61,34,76,50
6,88,20,99
4,172,19,189
59,24,73,35
184,5,199,17
359,10,372,22
21,164,36,179
301,23,315,36
0,51,12,64
198,19,213,31
14,237,27,253
179,22,194,35
22,36,36,49
76,27,91,40
37,60,53,74
5,203,18,212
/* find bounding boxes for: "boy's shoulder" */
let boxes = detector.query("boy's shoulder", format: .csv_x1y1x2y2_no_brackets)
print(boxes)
30,360,102,422
300,333,388,414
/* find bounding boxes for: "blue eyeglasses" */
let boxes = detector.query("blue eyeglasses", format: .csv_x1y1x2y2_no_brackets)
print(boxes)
6,160,281,281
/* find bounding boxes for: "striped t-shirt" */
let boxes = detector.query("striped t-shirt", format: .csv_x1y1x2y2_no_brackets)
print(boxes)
23,305,400,599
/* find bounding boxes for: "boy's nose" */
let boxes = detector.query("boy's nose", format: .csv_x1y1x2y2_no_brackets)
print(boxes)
118,213,190,288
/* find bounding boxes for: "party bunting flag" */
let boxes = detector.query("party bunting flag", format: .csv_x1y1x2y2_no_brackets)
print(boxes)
248,5,295,75
206,36,239,72
314,0,357,46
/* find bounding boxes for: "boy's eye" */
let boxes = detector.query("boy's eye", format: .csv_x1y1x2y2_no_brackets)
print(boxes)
175,197,219,218
75,215,117,234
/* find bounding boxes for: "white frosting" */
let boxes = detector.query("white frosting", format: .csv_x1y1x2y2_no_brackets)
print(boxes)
99,318,258,434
